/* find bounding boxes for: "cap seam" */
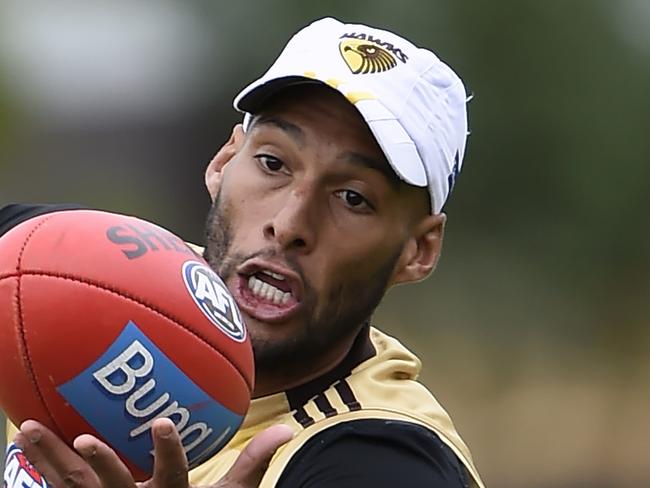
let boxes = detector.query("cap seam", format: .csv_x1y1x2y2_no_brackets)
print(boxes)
421,61,466,96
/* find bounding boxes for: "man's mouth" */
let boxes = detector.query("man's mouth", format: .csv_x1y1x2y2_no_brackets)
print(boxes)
247,271,293,305
233,259,303,323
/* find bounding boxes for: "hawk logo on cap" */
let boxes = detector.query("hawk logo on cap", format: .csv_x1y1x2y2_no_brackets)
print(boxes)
339,38,397,74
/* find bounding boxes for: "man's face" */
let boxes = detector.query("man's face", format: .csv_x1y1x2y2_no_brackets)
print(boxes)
203,85,435,380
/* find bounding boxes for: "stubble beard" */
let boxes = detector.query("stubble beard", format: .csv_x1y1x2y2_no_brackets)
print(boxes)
202,192,400,379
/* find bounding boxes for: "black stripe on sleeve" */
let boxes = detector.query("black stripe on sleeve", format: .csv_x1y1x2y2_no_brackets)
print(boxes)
313,394,337,418
334,380,361,412
292,406,315,428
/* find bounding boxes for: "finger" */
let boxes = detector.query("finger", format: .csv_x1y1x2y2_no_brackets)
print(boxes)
151,418,189,488
74,434,136,488
18,419,101,488
219,424,294,487
13,431,67,488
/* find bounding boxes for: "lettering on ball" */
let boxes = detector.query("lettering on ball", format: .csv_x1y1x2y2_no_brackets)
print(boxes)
56,321,243,474
92,340,232,463
182,261,246,342
106,223,196,260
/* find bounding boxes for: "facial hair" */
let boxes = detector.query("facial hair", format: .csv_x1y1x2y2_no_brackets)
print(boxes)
203,191,401,378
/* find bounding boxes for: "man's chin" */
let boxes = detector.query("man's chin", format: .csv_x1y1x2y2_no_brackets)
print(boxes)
249,326,306,369
240,308,301,345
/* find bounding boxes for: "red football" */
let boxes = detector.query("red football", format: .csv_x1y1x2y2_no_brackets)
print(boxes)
0,210,253,480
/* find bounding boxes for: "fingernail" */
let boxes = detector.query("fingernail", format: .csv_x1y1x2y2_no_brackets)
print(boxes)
77,445,97,459
19,421,42,443
28,430,42,444
157,421,173,438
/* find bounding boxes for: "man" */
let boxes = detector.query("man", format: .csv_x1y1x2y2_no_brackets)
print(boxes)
3,17,485,487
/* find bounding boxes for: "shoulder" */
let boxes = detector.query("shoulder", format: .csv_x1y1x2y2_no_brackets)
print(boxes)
276,418,469,488
0,203,87,237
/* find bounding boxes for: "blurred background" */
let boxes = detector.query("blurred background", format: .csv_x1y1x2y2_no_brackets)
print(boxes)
1,0,648,486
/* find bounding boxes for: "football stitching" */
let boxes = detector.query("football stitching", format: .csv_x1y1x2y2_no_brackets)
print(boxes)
5,269,252,392
13,214,64,438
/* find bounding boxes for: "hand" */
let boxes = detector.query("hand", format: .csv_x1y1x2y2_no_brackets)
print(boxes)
13,418,293,488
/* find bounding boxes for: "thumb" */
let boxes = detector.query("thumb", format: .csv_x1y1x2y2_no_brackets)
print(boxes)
215,424,294,488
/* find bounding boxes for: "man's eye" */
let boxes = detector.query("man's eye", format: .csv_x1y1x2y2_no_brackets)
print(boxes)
255,154,284,172
335,190,372,211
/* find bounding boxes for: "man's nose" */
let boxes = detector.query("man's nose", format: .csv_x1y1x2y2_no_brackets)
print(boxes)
263,187,318,253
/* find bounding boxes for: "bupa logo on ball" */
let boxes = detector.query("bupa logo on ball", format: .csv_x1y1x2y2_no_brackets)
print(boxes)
57,322,243,475
182,261,246,342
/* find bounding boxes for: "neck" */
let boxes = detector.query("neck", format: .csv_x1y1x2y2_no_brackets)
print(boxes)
251,334,356,398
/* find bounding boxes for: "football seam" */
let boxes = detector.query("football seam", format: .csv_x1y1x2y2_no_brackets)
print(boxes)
2,269,252,393
13,214,65,437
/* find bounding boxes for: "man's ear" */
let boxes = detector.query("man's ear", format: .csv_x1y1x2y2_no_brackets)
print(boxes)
390,213,446,286
205,124,246,200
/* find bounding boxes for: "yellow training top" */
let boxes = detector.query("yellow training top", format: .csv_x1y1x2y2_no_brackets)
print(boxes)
5,327,484,487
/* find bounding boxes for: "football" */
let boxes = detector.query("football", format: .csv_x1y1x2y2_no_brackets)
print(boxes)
0,209,253,480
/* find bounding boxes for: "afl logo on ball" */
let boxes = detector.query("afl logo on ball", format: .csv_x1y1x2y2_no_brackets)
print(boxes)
182,261,246,342
4,444,48,488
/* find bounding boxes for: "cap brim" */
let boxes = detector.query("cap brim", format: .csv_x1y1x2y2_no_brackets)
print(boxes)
235,76,325,114
234,75,429,196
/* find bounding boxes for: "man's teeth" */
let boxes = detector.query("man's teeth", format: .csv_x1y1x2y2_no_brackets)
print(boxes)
248,276,291,304
261,270,286,281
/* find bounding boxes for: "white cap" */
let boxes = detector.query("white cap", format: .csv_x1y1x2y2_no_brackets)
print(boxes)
234,17,469,214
